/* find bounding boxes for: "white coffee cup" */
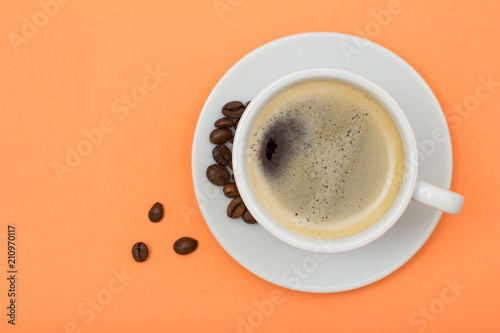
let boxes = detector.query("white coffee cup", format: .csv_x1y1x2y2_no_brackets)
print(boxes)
232,67,464,253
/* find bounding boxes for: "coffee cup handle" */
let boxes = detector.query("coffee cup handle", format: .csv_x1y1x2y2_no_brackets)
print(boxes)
411,180,464,214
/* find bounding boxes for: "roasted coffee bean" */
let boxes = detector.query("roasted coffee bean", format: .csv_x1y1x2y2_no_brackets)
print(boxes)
242,210,257,224
132,242,149,262
214,117,234,128
212,144,232,166
148,202,164,222
206,164,230,186
210,128,232,144
223,182,239,198
234,118,240,130
246,100,251,107
227,197,246,218
229,161,233,170
222,101,245,118
173,237,198,255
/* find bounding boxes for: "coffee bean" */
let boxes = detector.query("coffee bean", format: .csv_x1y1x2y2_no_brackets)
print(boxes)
148,202,164,222
246,100,251,107
242,210,257,224
206,164,230,186
234,118,240,130
223,182,239,198
214,117,234,128
132,242,149,262
222,101,245,118
212,144,232,166
227,197,246,218
173,237,198,255
210,128,232,144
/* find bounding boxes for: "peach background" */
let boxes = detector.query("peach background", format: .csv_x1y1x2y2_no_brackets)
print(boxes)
1,1,499,332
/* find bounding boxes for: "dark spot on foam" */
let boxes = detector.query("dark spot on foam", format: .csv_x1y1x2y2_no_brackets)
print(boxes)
265,138,277,160
258,116,305,177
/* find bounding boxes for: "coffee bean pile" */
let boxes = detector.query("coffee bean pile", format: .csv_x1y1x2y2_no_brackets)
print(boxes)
132,202,198,262
206,101,257,224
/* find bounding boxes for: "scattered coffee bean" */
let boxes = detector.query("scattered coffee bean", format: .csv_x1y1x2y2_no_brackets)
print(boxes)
148,202,164,222
214,117,234,128
223,182,239,198
173,237,198,255
222,101,245,118
212,144,232,166
132,242,149,262
242,210,257,224
229,161,233,170
246,100,251,107
234,118,240,130
227,197,246,218
210,128,232,144
206,164,230,186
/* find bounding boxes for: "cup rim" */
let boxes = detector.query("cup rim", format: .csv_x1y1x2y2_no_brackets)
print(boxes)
232,67,418,253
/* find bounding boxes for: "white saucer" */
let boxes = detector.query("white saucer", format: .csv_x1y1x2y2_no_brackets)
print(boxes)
191,32,453,293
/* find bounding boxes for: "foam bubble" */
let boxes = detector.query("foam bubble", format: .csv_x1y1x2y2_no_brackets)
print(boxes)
248,81,404,239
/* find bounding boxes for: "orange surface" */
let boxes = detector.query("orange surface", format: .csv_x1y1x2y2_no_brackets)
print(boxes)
1,1,499,332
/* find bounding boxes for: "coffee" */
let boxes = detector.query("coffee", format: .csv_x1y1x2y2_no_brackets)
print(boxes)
248,80,404,239
148,202,164,222
132,242,149,262
173,237,198,255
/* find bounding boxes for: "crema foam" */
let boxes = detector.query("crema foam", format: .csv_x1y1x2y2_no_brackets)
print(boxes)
248,80,404,239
